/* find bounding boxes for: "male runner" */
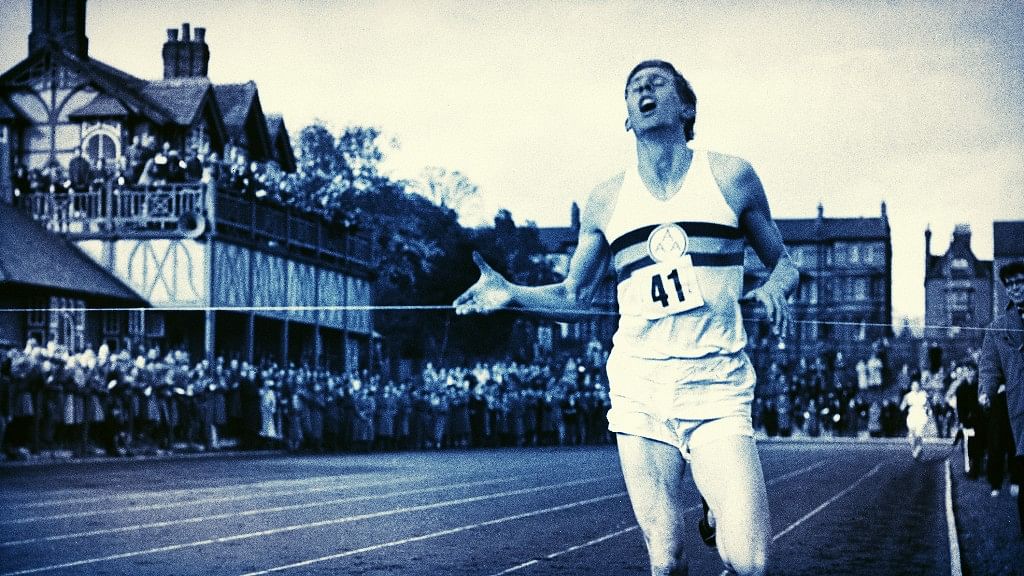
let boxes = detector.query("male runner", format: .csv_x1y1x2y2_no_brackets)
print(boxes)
454,60,798,576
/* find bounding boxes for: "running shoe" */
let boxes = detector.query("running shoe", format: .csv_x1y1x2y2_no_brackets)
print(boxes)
698,497,716,548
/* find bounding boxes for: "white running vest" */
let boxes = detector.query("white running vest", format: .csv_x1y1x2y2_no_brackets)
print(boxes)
603,149,747,359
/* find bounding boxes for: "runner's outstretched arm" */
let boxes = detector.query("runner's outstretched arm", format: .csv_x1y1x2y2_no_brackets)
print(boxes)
454,180,614,322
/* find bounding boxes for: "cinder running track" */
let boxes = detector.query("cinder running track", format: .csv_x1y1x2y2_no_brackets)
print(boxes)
0,441,953,575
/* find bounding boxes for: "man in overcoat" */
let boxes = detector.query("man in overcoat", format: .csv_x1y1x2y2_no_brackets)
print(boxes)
981,260,1024,537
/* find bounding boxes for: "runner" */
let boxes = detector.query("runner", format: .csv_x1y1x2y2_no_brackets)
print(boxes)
455,59,797,576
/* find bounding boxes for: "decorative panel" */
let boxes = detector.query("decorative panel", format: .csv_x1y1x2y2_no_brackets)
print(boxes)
115,239,207,306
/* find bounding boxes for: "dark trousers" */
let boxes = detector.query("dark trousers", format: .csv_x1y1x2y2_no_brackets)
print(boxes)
1017,456,1024,537
987,399,1017,491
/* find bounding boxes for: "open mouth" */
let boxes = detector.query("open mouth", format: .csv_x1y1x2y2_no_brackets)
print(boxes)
639,98,657,113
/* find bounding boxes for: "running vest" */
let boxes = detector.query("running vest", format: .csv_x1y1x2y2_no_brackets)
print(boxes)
603,149,747,359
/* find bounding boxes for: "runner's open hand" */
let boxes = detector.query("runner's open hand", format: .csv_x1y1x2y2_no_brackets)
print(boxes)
454,252,513,315
742,282,791,337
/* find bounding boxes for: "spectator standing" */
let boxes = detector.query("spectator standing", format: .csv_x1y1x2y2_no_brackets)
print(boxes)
980,261,1024,531
67,147,91,192
868,400,883,438
375,384,398,451
948,362,985,479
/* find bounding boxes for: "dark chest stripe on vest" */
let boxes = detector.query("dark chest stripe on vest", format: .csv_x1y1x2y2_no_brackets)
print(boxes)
608,221,744,257
616,253,745,284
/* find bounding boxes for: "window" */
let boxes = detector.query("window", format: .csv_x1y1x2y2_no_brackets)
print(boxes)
48,296,85,351
850,244,860,264
833,244,846,265
855,278,869,301
947,289,970,311
864,244,876,264
85,132,117,163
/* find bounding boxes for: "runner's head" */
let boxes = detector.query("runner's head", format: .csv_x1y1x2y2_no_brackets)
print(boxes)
624,60,697,141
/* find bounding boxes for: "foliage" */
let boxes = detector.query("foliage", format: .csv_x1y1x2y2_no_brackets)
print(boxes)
286,121,558,366
417,166,479,213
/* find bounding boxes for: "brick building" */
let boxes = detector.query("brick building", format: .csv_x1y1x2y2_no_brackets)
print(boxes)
743,202,893,370
923,224,993,363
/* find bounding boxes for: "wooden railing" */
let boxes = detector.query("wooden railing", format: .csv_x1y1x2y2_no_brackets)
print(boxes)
24,182,206,235
213,191,372,267
20,183,373,269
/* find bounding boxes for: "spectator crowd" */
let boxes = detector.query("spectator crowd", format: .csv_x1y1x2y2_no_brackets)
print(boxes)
0,339,613,461
2,325,1018,508
753,345,1021,499
10,135,304,221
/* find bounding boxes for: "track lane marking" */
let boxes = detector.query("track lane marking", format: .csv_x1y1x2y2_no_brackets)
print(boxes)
770,462,884,542
240,492,631,575
2,474,441,524
713,460,886,576
3,472,410,510
0,475,620,576
0,476,529,546
487,526,641,576
487,458,830,575
945,460,962,576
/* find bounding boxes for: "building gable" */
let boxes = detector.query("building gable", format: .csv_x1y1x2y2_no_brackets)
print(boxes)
266,114,296,172
214,82,272,161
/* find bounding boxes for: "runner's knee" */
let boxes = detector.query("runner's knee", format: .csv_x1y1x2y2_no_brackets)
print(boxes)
641,526,686,576
721,543,767,576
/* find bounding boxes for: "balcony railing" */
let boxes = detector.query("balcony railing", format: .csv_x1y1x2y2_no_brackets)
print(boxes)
213,191,372,268
19,183,373,270
23,182,206,236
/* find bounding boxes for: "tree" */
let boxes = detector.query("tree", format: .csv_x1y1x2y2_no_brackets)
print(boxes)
417,166,479,214
287,121,565,370
289,121,393,217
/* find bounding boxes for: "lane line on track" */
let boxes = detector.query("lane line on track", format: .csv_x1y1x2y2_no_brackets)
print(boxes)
945,460,963,576
714,461,886,576
3,474,439,524
487,526,641,576
770,461,884,542
0,476,528,547
0,475,620,576
240,492,631,576
487,458,830,576
3,473,399,510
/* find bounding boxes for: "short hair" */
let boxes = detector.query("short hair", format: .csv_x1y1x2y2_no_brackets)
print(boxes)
999,260,1024,284
625,60,697,142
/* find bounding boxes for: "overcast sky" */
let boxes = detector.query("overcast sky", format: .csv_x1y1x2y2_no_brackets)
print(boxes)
2,0,1022,324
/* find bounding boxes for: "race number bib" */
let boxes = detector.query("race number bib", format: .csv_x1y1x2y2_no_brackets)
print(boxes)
640,255,705,320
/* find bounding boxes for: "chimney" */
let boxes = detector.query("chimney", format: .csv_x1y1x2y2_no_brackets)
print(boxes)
192,27,210,77
162,23,209,79
816,202,824,220
176,23,193,78
924,226,932,256
29,0,89,57
162,28,179,79
570,202,580,231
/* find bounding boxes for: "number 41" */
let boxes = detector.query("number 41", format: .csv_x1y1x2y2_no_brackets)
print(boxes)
651,269,685,308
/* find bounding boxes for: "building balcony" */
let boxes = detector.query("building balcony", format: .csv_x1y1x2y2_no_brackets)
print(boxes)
18,182,374,274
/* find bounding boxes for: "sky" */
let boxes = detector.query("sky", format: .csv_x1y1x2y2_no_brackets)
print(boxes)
1,0,1023,324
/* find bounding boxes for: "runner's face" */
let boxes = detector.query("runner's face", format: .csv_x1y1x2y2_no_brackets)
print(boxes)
1005,273,1024,304
625,68,686,134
